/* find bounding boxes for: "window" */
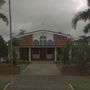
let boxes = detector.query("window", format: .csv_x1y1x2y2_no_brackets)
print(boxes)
40,35,47,46
47,39,53,46
32,48,39,54
47,48,54,54
33,40,39,45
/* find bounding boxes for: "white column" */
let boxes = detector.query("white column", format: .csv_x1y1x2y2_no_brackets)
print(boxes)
29,48,31,62
69,48,72,59
55,48,57,62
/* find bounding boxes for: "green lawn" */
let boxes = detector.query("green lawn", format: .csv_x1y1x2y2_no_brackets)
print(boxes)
71,80,90,90
20,63,29,71
0,81,9,90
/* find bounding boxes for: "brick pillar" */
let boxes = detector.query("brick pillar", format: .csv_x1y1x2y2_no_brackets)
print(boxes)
69,48,72,59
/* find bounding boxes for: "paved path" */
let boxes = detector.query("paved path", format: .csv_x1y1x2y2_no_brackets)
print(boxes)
7,61,71,90
22,61,61,75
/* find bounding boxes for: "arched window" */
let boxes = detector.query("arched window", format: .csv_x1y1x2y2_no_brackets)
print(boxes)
33,40,39,45
40,35,47,46
47,39,53,46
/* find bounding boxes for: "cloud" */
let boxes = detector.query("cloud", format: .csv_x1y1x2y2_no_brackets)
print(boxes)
0,0,89,40
72,0,87,11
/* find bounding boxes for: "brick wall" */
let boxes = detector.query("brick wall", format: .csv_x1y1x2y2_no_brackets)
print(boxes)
19,34,69,46
19,35,32,46
54,34,68,45
0,66,20,74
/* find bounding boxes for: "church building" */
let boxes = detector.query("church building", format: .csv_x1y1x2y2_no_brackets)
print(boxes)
18,30,71,62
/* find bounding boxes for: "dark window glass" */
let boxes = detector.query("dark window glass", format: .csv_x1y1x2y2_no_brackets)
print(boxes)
47,40,53,46
47,48,54,54
32,48,39,54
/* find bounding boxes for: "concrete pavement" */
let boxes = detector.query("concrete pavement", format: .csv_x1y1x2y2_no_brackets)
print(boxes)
7,61,71,90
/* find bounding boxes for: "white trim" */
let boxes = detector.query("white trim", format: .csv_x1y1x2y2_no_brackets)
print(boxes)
69,83,74,90
3,83,10,90
17,30,71,38
22,64,30,72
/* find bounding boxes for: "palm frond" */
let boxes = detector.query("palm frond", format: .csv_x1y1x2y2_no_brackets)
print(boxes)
84,23,90,33
0,0,5,8
87,0,90,7
0,13,8,25
72,9,90,29
80,35,87,40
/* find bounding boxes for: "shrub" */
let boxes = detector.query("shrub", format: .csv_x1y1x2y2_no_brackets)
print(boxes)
71,44,90,67
0,35,8,60
13,47,19,65
62,41,72,64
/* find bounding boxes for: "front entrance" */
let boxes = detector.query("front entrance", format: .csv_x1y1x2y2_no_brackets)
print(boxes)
31,48,54,60
40,48,46,60
19,47,63,62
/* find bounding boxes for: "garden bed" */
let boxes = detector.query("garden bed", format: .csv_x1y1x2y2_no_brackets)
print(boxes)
0,81,9,90
0,65,20,74
61,65,90,76
70,80,90,90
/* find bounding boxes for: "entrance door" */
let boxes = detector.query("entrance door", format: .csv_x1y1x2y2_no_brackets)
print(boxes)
40,48,46,60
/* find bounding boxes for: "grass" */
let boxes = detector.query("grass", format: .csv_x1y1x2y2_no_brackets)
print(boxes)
71,80,90,90
19,63,29,71
0,81,9,90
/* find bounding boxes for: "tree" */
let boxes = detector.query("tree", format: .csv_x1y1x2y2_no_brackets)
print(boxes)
7,37,19,47
71,43,90,67
79,35,88,44
12,47,19,65
0,0,8,25
7,37,19,65
17,29,26,36
72,0,90,33
87,0,90,6
62,41,72,64
0,35,8,59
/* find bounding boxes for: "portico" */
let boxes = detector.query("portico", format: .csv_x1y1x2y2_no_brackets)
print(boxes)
19,46,64,62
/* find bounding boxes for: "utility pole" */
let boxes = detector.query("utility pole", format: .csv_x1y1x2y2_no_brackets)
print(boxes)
9,0,13,65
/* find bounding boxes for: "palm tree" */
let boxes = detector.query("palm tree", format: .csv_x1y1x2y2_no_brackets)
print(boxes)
87,0,90,6
80,35,88,44
72,0,90,33
0,0,8,25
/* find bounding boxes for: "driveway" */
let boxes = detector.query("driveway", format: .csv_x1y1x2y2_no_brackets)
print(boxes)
7,61,71,90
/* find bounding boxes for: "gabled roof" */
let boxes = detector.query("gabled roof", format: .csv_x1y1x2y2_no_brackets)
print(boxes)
17,30,71,38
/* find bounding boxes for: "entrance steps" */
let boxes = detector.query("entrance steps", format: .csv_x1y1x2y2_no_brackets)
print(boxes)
31,61,55,64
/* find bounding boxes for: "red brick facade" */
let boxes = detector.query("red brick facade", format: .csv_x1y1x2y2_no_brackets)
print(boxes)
54,34,68,45
19,35,33,46
19,34,68,46
18,31,70,61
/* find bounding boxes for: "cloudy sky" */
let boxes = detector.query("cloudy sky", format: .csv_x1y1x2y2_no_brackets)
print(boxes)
0,0,89,40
